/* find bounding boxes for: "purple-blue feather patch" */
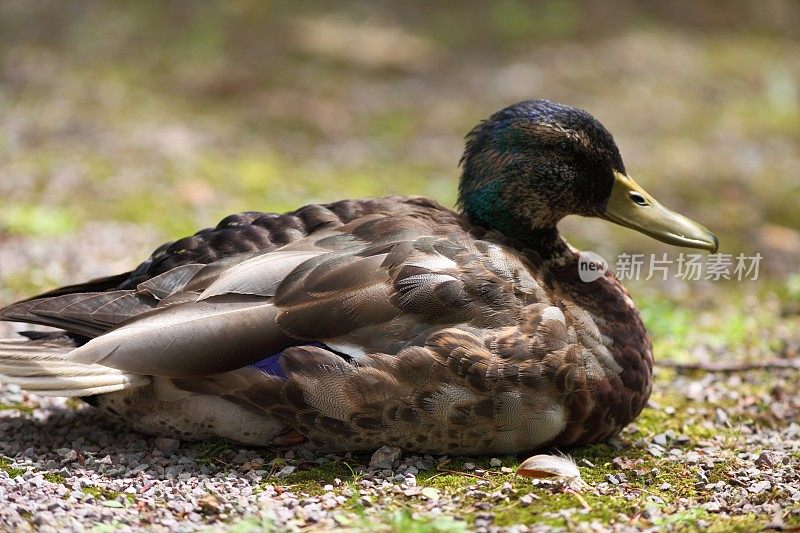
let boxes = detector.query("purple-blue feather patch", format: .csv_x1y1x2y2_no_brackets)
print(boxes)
249,342,331,379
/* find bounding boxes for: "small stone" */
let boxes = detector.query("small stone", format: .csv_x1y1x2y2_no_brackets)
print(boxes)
660,482,672,490
198,495,220,514
463,462,476,471
421,487,440,501
647,445,664,458
321,497,337,509
755,450,782,469
489,458,502,467
653,433,668,446
715,408,729,425
749,480,771,494
685,451,701,463
61,450,78,463
154,437,181,453
368,446,402,470
165,465,183,477
520,494,535,506
275,465,296,478
102,500,123,508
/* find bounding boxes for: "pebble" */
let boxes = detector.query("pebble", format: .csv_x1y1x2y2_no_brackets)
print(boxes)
755,450,782,469
275,465,296,478
154,437,181,453
368,446,402,470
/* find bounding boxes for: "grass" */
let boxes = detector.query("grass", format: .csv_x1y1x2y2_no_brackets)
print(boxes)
197,438,231,467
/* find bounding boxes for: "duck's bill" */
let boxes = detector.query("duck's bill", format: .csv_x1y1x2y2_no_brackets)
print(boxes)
599,171,719,253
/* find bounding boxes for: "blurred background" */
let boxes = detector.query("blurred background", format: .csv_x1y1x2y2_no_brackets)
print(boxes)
1,0,798,362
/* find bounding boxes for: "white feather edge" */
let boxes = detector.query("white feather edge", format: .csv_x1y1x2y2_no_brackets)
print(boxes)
516,453,584,485
0,347,149,396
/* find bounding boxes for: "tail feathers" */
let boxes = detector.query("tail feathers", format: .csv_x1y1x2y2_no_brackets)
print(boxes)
0,337,149,396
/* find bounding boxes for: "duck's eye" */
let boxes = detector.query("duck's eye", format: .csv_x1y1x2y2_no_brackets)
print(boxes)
555,141,574,157
629,192,649,206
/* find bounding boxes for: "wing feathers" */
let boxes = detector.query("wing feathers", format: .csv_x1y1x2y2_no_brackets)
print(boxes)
199,251,323,300
137,263,205,299
68,298,293,376
0,336,149,396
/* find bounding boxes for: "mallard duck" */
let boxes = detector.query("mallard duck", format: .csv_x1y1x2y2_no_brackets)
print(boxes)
0,100,717,455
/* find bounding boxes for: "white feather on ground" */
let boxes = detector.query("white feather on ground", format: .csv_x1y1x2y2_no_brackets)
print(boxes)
516,453,585,488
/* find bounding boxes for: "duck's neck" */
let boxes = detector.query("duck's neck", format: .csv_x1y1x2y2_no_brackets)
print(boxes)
459,183,569,260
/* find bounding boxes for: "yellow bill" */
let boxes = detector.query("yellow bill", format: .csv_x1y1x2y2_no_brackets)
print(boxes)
600,172,718,253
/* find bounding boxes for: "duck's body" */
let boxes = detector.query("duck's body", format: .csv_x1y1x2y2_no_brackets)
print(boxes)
0,100,715,455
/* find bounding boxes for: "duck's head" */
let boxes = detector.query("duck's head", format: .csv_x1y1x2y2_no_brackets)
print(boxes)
457,100,718,253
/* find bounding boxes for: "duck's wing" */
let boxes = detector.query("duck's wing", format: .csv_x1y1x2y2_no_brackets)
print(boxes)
2,194,543,379
117,197,445,289
0,264,206,337
11,204,536,378
0,196,448,337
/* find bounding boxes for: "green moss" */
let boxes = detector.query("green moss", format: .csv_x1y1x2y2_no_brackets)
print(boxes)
0,457,26,478
82,486,121,500
44,472,66,484
0,403,37,414
278,460,362,496
365,508,467,532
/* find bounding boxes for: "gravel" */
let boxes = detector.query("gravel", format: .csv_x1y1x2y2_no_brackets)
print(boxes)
2,364,799,531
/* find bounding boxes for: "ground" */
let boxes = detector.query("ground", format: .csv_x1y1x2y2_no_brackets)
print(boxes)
1,1,799,531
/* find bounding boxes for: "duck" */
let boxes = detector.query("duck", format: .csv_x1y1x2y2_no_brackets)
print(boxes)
0,100,717,455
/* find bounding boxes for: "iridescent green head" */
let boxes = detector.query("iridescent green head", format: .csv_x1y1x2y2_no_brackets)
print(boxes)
457,100,717,252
